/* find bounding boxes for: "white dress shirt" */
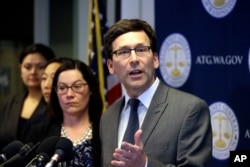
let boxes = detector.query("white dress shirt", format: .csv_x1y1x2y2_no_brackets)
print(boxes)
118,77,160,148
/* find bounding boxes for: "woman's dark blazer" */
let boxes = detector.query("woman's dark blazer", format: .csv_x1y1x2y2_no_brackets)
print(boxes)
0,91,47,149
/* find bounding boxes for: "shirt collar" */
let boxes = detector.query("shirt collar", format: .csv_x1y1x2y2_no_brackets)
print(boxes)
124,77,160,108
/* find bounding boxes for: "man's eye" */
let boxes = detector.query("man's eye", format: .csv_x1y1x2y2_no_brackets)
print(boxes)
117,50,129,55
136,47,146,52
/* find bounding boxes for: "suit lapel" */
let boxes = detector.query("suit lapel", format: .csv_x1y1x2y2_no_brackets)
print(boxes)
108,98,125,148
141,82,169,146
6,93,26,134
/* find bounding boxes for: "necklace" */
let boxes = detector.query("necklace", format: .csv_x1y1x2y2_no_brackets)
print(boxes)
61,124,92,146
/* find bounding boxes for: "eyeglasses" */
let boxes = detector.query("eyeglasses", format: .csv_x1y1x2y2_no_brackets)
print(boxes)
112,46,151,59
55,83,88,94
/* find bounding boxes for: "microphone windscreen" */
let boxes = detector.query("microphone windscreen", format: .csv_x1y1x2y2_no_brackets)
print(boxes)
36,152,50,164
39,152,49,161
25,152,50,167
55,137,73,160
19,143,35,156
36,136,60,157
0,133,16,150
0,142,35,167
1,141,24,158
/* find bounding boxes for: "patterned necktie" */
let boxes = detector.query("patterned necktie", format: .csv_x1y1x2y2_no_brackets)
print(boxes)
123,98,140,144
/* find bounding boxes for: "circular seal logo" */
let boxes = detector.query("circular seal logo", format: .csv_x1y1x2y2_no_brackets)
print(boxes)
209,102,239,160
159,33,191,88
201,0,237,18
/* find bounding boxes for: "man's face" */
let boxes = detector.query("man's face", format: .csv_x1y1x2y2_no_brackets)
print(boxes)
107,31,159,97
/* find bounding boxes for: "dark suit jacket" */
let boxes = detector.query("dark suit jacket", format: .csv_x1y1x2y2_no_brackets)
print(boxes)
0,91,47,149
100,81,212,167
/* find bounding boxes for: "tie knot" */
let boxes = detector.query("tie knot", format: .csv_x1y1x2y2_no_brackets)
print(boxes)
129,98,140,109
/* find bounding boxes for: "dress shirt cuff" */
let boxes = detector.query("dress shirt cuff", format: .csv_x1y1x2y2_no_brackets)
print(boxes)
144,157,148,167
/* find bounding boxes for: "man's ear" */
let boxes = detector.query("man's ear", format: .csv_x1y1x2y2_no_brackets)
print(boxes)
107,59,115,74
153,52,159,69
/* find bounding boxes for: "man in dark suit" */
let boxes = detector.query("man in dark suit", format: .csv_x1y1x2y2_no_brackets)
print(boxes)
100,19,212,167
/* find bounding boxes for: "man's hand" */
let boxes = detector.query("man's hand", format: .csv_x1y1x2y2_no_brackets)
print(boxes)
111,129,147,167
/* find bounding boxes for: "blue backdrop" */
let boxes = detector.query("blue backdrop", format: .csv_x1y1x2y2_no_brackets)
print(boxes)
155,0,250,166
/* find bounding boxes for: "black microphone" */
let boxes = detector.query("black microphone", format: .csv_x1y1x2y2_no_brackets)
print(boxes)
25,153,49,167
0,133,17,151
0,142,36,167
25,136,60,167
44,137,73,167
0,141,24,164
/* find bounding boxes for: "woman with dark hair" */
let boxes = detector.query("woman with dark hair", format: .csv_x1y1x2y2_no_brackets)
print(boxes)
0,43,56,149
41,57,72,103
27,59,103,167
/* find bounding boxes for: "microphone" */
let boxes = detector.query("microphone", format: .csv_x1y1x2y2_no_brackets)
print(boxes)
25,136,60,167
0,141,24,164
0,142,37,167
0,133,17,151
25,153,49,167
45,137,73,167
